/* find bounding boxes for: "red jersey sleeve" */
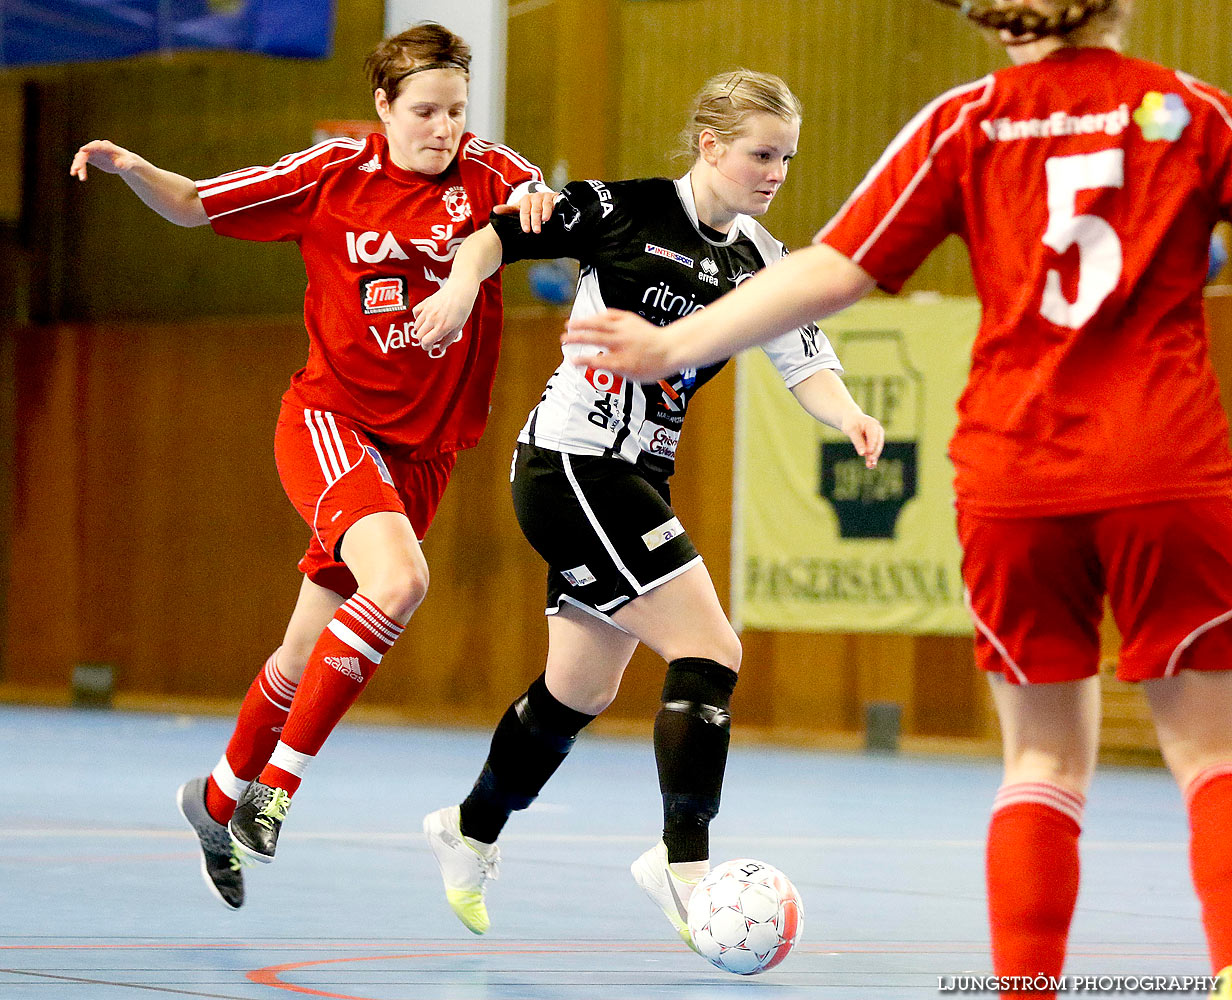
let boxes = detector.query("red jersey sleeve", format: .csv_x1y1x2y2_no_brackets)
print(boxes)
195,138,366,242
1177,74,1232,221
456,135,544,223
818,78,995,292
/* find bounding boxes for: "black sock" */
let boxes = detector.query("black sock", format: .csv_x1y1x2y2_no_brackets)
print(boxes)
654,656,739,863
459,673,595,844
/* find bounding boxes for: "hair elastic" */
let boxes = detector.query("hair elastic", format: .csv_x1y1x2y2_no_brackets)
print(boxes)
388,59,469,92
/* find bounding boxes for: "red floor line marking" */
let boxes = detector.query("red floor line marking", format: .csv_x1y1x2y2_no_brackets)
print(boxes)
249,952,686,1000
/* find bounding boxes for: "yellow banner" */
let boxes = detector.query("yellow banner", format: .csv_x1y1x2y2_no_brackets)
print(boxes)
733,296,979,634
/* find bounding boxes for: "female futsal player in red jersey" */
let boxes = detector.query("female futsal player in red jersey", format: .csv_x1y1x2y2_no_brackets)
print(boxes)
70,22,552,908
565,2,1232,995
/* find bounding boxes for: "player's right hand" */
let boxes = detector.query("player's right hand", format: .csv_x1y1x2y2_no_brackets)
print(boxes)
413,283,477,353
70,140,141,181
564,308,678,381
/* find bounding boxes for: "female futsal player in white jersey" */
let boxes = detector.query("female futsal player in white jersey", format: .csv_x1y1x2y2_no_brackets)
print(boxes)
412,69,883,946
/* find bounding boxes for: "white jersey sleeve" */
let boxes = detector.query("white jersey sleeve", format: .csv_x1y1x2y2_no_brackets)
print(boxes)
735,217,843,386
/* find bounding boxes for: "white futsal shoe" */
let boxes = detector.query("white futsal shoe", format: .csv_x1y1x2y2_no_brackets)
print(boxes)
423,806,501,934
630,841,705,953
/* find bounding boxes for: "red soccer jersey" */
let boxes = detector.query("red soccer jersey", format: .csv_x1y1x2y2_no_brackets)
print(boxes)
821,48,1232,516
196,131,542,456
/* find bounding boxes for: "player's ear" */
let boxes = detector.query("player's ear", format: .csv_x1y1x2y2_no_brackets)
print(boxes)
698,129,725,166
373,88,392,125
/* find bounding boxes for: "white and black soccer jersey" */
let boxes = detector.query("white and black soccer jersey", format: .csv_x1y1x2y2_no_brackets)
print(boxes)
491,176,842,478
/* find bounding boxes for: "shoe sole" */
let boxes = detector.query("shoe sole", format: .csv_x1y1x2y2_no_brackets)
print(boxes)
630,853,699,954
228,828,275,866
423,811,491,935
176,782,241,911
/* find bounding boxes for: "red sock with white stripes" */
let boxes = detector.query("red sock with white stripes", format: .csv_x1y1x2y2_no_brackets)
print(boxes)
257,594,403,796
204,650,298,824
1186,764,1232,971
986,782,1085,999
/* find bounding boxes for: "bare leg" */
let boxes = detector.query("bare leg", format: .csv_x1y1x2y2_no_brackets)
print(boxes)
1145,670,1232,975
984,674,1099,998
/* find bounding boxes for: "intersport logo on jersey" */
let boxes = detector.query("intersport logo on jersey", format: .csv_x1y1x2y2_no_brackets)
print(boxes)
980,103,1130,142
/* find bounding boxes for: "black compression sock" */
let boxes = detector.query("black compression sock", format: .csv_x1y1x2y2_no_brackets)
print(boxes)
655,656,739,863
459,673,595,844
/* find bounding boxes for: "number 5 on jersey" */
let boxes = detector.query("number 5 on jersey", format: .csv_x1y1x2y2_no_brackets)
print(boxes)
1041,149,1125,330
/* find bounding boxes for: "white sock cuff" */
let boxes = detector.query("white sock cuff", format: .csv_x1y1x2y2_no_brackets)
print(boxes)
263,649,298,694
349,593,404,643
992,780,1085,828
328,618,384,664
268,741,315,779
210,756,249,802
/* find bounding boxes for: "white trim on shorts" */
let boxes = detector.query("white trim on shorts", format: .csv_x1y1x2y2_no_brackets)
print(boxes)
304,409,364,556
547,593,632,634
561,452,648,595
1164,607,1232,677
964,586,1030,685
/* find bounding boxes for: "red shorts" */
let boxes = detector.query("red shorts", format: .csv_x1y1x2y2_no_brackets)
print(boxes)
274,403,456,597
958,498,1232,684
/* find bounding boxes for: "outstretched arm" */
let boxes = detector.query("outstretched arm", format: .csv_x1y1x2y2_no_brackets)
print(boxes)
790,369,884,469
70,140,208,228
564,243,876,381
412,225,505,350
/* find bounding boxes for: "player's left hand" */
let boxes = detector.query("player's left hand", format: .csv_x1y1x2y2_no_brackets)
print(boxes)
841,412,884,469
563,308,678,381
494,188,558,234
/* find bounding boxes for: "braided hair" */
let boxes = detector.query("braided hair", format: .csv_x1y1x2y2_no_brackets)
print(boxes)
929,0,1119,45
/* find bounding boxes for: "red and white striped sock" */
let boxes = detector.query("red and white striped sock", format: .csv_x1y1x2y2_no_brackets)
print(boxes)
1186,763,1232,971
986,781,1085,1000
259,595,403,796
204,650,298,824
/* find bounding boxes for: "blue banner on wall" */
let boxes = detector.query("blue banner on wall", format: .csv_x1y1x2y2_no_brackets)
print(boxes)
0,1,334,66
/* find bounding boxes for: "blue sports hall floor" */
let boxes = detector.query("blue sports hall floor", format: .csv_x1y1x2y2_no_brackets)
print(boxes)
0,705,1212,998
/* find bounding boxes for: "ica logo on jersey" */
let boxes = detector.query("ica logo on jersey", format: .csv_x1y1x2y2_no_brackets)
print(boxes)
346,230,466,265
347,231,409,264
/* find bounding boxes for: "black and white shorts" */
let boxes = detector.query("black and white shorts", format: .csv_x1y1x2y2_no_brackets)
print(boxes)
511,442,703,627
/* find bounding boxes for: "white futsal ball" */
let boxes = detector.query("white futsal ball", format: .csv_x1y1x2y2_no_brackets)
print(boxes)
686,858,804,975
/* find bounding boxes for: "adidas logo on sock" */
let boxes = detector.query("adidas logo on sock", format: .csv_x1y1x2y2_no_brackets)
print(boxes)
324,655,364,682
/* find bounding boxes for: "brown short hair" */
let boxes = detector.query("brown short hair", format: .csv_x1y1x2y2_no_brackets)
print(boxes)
677,69,803,162
364,22,471,101
936,0,1123,43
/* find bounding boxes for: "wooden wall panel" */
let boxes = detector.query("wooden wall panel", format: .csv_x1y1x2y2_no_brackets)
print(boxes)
7,292,1232,751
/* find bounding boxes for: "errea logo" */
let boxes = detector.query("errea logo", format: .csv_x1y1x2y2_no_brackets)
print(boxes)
699,257,719,287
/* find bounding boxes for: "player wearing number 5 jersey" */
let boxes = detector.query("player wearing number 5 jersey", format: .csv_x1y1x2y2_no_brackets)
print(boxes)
564,3,1232,996
71,22,551,909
